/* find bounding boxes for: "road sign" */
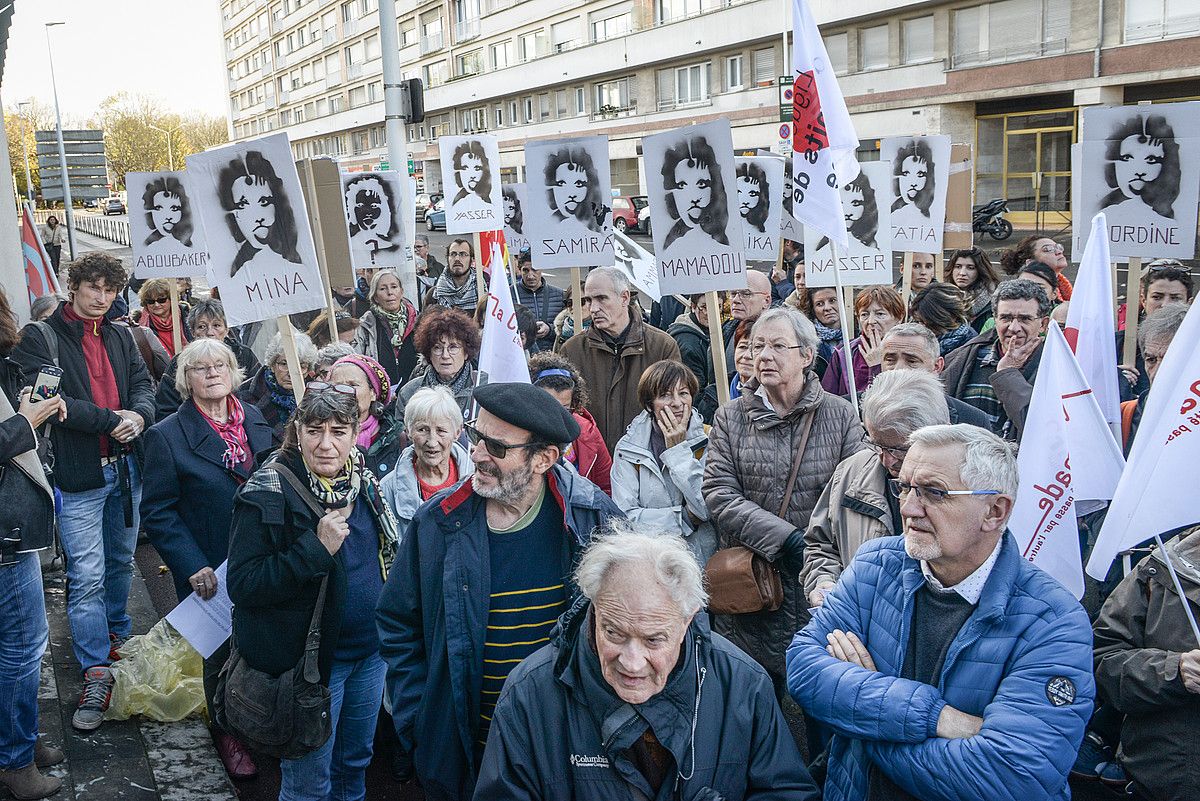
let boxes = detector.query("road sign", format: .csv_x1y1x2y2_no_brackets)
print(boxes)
778,75,793,123
379,160,390,170
777,123,793,156
35,129,108,201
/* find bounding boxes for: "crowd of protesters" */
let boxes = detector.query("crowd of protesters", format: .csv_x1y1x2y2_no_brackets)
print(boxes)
1,231,1197,801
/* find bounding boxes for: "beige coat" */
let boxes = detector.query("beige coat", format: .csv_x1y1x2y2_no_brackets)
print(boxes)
800,448,894,598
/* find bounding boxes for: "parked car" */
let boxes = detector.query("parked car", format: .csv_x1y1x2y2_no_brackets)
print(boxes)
82,198,98,209
612,195,648,233
637,203,652,238
416,192,443,220
426,199,446,232
104,198,126,216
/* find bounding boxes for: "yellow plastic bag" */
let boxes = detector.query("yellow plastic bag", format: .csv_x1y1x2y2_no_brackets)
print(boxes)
105,619,207,722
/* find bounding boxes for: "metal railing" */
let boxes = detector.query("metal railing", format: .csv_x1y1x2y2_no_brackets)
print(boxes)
455,18,480,42
74,212,131,247
950,37,1068,69
420,32,444,54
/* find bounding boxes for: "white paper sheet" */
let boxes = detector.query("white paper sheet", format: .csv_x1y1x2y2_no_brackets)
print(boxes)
165,561,233,659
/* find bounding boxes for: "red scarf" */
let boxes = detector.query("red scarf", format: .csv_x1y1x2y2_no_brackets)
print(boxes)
197,395,252,472
145,311,186,357
62,304,121,457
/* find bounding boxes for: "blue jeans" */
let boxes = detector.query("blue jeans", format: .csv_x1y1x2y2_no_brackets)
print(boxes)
279,654,385,801
57,456,141,672
0,551,49,769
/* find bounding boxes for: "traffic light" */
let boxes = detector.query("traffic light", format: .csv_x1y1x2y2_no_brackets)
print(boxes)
401,78,424,124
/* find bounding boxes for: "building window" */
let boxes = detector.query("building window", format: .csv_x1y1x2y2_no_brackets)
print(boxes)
490,40,513,69
519,30,546,61
494,106,504,128
455,49,483,76
658,63,709,109
591,8,632,42
422,60,446,87
555,89,568,117
523,96,534,122
952,0,1071,69
824,32,849,75
1124,0,1199,41
538,93,551,119
751,47,774,86
574,86,586,115
367,81,381,102
724,54,743,90
551,19,581,53
509,100,519,123
859,24,888,71
401,20,418,47
364,33,381,60
330,95,344,113
654,0,719,24
595,77,631,112
901,16,935,64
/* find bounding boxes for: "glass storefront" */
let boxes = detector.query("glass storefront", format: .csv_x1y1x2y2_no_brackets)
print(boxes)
975,107,1077,227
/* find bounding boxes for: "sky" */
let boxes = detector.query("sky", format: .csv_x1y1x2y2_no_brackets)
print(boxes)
2,0,229,120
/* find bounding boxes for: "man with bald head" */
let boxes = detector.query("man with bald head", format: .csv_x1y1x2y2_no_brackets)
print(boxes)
879,322,990,429
725,270,773,368
561,267,681,451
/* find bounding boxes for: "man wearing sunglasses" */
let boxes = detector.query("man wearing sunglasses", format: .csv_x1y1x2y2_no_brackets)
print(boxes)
788,423,1093,801
377,382,623,800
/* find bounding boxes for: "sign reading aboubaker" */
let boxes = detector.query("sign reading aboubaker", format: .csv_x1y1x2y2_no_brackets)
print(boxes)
186,133,326,327
523,134,615,270
438,134,504,235
642,118,747,296
125,170,211,279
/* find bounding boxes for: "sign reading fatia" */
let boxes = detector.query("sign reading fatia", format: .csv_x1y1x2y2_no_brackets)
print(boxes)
501,183,530,258
126,170,211,279
340,169,408,270
1079,101,1200,259
642,118,746,296
523,135,615,270
735,155,785,261
879,134,952,253
803,160,893,288
186,133,326,327
438,134,504,235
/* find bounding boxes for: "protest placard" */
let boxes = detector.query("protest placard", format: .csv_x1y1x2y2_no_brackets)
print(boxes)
524,135,615,270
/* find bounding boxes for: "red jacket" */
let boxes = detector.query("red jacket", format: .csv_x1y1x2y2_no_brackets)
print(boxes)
569,408,612,496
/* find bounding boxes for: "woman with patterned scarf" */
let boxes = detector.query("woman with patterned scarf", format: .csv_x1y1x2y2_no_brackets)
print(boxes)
141,338,274,781
352,269,419,387
394,306,480,430
243,329,318,445
809,286,844,380
228,386,400,801
328,353,408,479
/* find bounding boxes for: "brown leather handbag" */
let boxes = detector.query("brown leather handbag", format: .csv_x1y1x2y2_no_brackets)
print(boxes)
705,411,815,615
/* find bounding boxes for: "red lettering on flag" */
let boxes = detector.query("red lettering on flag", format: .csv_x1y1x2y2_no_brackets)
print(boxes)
792,70,828,157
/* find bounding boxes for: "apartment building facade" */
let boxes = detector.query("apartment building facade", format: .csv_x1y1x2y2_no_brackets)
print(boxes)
221,0,1200,226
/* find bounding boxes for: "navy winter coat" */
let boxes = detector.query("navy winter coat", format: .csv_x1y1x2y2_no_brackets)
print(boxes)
474,598,820,800
140,399,274,600
787,533,1094,801
375,464,623,801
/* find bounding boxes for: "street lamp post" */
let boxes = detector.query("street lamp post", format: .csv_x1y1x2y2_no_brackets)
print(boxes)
45,22,76,261
149,123,183,171
17,101,33,204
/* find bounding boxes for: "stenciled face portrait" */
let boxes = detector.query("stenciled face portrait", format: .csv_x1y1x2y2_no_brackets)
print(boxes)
350,179,390,233
890,139,936,218
674,159,713,228
552,162,589,219
136,174,196,250
1099,113,1181,220
842,183,865,226
502,190,520,227
150,191,183,235
899,155,929,204
1114,135,1165,200
458,153,484,195
231,177,276,247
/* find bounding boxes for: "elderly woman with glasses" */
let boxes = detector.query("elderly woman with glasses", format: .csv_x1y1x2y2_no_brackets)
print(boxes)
243,329,319,445
228,385,400,801
821,286,905,398
140,338,274,781
134,278,190,358
380,386,473,533
703,306,865,694
394,306,480,429
327,353,407,479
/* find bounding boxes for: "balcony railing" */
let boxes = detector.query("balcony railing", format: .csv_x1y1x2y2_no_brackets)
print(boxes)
950,37,1068,69
420,32,444,54
455,18,480,42
590,103,637,121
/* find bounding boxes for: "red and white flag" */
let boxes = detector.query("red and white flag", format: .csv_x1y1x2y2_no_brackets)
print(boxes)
790,0,859,249
477,243,530,387
1087,300,1200,579
1010,321,1125,597
21,203,61,304
1064,212,1121,441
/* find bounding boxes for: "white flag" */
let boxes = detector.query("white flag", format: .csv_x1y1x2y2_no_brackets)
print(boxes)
477,244,531,387
1064,213,1121,442
1010,322,1125,597
790,0,860,249
1087,301,1200,579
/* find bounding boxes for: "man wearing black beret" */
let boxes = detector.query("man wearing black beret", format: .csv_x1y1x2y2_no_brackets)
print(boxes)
376,382,624,800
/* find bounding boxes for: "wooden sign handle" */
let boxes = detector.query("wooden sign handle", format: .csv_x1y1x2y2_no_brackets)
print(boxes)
900,252,914,319
1122,257,1143,368
277,318,306,407
168,281,183,356
473,232,486,303
705,291,731,406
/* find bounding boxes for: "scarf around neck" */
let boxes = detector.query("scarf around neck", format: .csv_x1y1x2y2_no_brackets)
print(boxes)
263,368,297,414
432,269,478,308
302,447,400,579
197,395,251,472
373,300,416,349
421,360,473,399
814,319,843,344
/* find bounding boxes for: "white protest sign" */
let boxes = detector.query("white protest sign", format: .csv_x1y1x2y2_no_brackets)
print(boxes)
126,171,211,279
1079,102,1200,259
779,156,804,244
341,170,408,270
879,135,952,253
613,231,662,302
643,118,746,296
524,135,615,270
735,155,785,260
438,134,504,235
501,183,530,258
186,133,326,327
803,161,893,288
477,245,531,386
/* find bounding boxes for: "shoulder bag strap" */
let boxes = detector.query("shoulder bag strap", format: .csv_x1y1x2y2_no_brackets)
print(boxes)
34,322,59,368
777,410,816,520
268,462,332,683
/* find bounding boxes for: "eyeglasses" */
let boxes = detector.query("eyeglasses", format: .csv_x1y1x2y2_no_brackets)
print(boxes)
432,342,463,356
863,435,908,461
465,422,541,460
147,296,170,305
995,313,1041,325
305,381,357,397
730,290,768,300
1038,244,1064,255
887,478,999,504
185,362,230,375
750,340,806,356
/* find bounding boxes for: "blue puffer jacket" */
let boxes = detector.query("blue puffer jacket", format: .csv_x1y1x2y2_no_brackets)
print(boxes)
786,533,1093,801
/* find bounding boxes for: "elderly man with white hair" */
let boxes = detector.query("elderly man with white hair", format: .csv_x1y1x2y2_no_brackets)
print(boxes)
801,369,950,609
474,525,820,800
787,424,1094,801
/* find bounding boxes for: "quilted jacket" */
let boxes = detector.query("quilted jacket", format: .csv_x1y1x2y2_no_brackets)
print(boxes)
787,533,1094,801
703,372,864,680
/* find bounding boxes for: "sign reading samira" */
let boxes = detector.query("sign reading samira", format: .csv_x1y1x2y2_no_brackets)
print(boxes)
438,134,504,235
879,135,952,253
803,161,893,289
186,133,326,327
524,135,615,270
642,117,746,296
126,171,211,279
